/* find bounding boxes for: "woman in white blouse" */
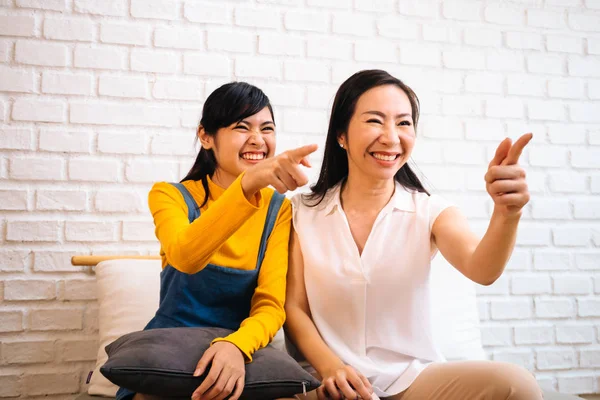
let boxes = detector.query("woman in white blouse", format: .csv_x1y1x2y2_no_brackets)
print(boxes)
285,69,542,400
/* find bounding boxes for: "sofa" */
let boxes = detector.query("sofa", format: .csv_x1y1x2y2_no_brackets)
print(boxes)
73,256,585,400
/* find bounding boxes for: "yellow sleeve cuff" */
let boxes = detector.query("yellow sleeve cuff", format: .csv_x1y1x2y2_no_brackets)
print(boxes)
211,335,253,363
233,171,263,210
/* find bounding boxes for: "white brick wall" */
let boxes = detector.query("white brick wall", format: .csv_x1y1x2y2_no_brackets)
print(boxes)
0,0,598,396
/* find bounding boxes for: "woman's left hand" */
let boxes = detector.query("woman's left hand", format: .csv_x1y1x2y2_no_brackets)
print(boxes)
192,341,246,400
485,133,533,218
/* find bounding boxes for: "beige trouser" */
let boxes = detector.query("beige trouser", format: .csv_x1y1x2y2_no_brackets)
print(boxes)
299,361,543,400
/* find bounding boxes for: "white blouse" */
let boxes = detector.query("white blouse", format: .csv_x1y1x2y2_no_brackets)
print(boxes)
291,182,453,397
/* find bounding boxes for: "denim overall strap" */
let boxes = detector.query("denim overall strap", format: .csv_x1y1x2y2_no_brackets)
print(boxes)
171,182,200,222
256,191,285,269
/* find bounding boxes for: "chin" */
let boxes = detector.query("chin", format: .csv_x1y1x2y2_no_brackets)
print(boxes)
364,169,398,182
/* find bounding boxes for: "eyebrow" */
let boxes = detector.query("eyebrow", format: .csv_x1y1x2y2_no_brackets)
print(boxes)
238,120,276,126
362,111,412,119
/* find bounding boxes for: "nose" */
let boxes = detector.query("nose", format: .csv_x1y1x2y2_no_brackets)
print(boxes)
379,123,400,146
247,130,266,147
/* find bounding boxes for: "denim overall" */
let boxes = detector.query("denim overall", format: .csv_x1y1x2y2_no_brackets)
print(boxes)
116,183,285,400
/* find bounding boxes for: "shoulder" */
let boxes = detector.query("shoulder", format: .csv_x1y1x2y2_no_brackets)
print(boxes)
149,181,183,202
150,180,206,198
147,182,190,217
413,191,455,230
150,181,174,193
290,192,305,211
290,188,340,232
148,180,209,212
425,193,453,213
290,191,332,215
394,185,454,227
407,189,451,212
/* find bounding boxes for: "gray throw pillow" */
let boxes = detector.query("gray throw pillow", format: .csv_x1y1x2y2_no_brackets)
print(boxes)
100,327,320,399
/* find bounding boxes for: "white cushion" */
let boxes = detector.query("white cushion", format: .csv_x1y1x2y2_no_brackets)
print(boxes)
88,259,162,396
430,254,487,361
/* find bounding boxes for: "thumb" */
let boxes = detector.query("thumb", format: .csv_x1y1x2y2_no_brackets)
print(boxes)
488,137,512,169
194,347,215,377
287,144,318,164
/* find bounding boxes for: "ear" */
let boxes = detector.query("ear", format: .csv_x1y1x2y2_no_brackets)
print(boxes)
198,125,214,150
337,132,347,147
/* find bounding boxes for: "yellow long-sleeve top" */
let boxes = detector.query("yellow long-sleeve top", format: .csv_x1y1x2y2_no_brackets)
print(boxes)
148,173,292,361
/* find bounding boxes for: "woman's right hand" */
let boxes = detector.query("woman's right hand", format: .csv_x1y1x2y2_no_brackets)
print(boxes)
317,364,373,400
241,144,318,197
191,342,245,400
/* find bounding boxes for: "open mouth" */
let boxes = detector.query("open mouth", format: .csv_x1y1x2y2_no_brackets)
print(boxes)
370,152,401,162
240,152,266,161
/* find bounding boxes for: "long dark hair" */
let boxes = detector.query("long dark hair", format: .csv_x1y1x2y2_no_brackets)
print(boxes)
306,69,428,205
181,82,274,207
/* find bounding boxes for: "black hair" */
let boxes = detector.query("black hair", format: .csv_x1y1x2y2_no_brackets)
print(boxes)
182,82,274,207
306,69,428,205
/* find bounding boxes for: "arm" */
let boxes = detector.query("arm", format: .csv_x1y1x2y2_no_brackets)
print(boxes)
149,173,262,274
432,207,520,286
432,134,532,286
151,144,319,275
284,227,345,375
284,227,373,400
213,199,292,361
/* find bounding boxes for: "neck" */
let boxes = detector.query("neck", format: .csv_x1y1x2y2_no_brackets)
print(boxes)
341,169,395,213
210,168,236,189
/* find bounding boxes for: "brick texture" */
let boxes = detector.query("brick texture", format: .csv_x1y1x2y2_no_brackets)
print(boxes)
1,1,599,396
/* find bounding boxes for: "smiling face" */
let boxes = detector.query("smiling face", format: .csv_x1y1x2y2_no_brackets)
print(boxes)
200,106,275,188
339,84,416,183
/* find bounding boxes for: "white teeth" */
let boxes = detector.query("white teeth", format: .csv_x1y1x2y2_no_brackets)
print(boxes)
241,153,265,160
372,153,397,161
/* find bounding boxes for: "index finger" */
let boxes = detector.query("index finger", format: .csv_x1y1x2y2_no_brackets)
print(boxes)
359,373,373,396
347,371,372,400
501,133,533,166
194,361,222,399
287,144,318,163
335,375,359,400
193,347,215,377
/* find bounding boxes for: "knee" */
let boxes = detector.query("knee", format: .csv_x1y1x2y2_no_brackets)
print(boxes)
493,363,543,400
133,394,165,400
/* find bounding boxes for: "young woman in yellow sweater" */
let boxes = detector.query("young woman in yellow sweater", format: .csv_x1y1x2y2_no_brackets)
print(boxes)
116,82,317,400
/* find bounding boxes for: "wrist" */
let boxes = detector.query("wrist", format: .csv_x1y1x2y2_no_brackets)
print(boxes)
215,340,246,358
492,206,522,223
240,171,259,200
317,359,346,378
